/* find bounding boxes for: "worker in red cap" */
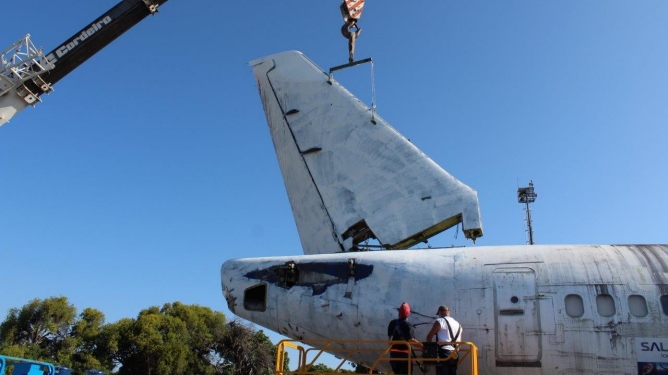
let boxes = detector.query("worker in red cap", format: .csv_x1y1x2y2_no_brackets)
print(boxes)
387,302,419,374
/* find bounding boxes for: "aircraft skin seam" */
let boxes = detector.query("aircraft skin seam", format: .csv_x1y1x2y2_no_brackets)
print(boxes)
262,62,345,253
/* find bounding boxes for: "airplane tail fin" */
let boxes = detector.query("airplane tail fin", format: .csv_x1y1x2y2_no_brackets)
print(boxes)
250,51,482,255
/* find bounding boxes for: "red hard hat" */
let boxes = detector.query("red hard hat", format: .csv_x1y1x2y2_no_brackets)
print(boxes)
398,302,410,318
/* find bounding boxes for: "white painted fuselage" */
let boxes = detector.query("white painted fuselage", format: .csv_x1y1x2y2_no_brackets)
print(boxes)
221,244,668,374
223,51,668,374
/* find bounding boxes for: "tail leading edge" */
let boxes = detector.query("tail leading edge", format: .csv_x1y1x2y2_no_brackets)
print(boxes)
250,51,482,255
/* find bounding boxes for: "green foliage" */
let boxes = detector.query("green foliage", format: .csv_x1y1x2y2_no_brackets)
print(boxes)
0,296,75,346
100,303,227,375
0,344,28,358
161,302,226,375
68,307,107,373
0,296,77,364
215,321,278,375
0,298,283,375
307,363,335,372
304,362,362,373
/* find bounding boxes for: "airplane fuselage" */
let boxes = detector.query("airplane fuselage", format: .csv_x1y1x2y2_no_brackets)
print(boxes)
231,50,667,375
221,244,668,374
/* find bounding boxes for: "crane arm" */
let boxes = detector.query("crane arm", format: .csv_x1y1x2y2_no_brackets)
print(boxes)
0,0,169,127
37,0,168,90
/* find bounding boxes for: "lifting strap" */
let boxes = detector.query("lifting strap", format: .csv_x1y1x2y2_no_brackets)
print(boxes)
328,57,377,124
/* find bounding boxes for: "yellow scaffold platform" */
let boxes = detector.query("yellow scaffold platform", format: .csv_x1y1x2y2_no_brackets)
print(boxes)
275,339,479,375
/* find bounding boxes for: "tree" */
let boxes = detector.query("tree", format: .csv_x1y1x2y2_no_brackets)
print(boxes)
70,308,108,374
161,302,226,375
103,309,190,375
0,296,77,364
304,362,361,373
95,317,134,371
307,363,335,373
1,298,285,375
215,320,275,375
97,302,228,375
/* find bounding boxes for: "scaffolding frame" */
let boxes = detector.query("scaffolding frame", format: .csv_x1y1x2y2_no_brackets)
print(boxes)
0,34,55,99
275,338,479,375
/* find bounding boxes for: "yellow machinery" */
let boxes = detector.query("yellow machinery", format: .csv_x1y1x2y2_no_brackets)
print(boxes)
275,339,478,375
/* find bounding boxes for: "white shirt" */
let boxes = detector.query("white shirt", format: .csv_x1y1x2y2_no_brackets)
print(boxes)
435,317,462,350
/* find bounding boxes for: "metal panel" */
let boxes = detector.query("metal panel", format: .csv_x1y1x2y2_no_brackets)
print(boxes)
493,268,541,363
250,51,483,254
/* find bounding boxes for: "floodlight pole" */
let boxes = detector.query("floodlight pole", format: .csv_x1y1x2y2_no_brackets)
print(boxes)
517,180,538,245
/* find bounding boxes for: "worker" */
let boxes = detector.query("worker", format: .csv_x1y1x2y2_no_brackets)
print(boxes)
340,1,362,63
387,302,419,375
426,305,462,375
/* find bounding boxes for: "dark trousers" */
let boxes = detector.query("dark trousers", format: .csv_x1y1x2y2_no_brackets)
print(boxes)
390,351,412,374
436,349,458,375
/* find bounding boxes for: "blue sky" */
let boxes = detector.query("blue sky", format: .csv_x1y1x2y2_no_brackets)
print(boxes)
1,0,666,368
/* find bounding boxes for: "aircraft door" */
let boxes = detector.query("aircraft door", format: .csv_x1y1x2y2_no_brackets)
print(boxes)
492,268,541,365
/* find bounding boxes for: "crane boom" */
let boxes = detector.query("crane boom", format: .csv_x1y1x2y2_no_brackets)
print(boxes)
0,0,168,127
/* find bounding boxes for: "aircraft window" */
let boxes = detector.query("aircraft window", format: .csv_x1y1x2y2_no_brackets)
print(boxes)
244,283,267,312
565,294,584,318
596,294,616,317
510,296,519,304
661,295,668,316
628,295,648,317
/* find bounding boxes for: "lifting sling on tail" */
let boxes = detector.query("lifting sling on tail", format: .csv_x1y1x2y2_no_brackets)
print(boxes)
340,0,365,63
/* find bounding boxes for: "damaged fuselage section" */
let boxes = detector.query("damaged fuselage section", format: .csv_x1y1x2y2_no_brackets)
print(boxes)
222,254,379,343
222,245,668,374
243,259,373,296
